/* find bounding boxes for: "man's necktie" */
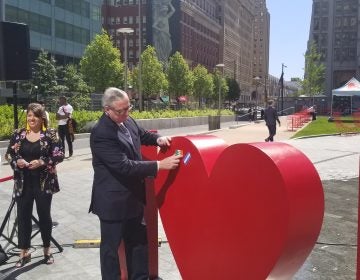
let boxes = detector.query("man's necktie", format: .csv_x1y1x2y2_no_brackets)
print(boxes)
119,123,133,145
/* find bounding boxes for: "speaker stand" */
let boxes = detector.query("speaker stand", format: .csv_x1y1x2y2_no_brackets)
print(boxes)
0,197,63,256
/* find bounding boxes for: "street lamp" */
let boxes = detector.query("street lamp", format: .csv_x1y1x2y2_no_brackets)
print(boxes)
280,63,287,115
117,27,134,93
215,63,224,115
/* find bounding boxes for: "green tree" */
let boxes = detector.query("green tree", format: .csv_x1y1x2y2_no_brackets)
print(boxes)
226,78,240,103
212,70,228,108
80,29,123,93
132,46,167,100
192,65,214,108
302,42,325,102
62,64,93,110
63,64,93,94
167,52,193,102
51,65,69,95
32,50,58,99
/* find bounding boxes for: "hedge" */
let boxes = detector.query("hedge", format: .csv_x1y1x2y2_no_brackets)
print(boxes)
0,105,233,140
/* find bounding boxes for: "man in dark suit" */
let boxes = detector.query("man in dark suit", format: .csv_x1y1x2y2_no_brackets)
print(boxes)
264,100,281,142
90,87,182,280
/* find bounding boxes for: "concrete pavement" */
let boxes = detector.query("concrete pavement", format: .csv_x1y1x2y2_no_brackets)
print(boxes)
0,117,359,279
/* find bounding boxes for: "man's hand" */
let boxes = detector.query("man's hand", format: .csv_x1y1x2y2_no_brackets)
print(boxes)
158,154,182,170
157,136,171,147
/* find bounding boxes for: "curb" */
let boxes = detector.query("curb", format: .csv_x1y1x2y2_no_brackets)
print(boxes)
292,132,360,140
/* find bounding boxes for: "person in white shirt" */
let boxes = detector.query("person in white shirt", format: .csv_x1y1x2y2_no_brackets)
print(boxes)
56,96,74,157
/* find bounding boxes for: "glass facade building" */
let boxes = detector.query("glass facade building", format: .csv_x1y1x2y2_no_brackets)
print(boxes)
4,0,102,64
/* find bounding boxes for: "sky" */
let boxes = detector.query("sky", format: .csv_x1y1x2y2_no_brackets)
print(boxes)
267,0,313,80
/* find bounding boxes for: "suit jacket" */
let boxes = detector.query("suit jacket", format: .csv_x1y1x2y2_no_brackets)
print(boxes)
89,114,159,221
264,106,280,126
6,128,64,197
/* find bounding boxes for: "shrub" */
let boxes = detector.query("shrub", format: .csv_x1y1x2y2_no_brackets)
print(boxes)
0,105,234,139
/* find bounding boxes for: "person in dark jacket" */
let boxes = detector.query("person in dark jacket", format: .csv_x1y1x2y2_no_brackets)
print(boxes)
264,100,281,142
89,87,182,280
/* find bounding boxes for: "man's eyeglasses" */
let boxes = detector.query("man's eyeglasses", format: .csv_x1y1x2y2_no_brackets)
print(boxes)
108,105,133,115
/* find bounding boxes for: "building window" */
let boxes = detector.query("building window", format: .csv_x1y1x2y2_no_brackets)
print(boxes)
55,0,90,18
55,20,90,44
92,5,101,21
5,5,51,35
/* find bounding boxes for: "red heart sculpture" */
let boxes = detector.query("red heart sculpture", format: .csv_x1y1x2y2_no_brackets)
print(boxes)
155,135,324,280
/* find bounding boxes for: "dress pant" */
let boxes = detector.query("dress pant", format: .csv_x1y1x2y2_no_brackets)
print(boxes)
266,124,277,142
16,176,53,249
99,216,148,280
58,124,73,155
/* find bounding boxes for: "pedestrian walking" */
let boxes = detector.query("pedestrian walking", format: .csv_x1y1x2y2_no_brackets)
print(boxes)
264,100,281,142
248,107,253,122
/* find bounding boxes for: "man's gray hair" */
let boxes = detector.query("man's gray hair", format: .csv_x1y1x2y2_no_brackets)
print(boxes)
102,87,128,107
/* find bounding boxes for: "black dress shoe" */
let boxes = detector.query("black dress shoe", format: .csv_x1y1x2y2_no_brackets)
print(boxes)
69,151,73,157
15,254,31,268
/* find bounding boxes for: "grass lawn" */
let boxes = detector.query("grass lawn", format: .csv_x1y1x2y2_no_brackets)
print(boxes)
292,116,360,138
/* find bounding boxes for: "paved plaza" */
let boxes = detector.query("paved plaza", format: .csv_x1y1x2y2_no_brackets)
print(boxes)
0,117,359,279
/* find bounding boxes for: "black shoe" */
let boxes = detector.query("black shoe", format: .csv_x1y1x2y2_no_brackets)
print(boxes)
265,138,269,142
15,254,31,268
69,151,73,157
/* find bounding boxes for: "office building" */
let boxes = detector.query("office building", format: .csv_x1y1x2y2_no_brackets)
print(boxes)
252,0,269,106
103,0,271,105
308,0,358,99
3,0,102,64
0,0,102,102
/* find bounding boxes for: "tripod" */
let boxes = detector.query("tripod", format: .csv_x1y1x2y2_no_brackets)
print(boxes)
0,196,63,258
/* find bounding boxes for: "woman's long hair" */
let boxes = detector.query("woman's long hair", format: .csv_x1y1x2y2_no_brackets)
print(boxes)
27,103,48,129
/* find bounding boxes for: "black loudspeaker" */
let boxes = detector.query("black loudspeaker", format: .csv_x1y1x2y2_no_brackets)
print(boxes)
0,21,31,81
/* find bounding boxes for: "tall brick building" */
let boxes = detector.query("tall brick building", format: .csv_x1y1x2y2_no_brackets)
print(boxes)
102,0,270,104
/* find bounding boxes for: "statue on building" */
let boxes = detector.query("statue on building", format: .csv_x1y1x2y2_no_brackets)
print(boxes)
152,0,175,62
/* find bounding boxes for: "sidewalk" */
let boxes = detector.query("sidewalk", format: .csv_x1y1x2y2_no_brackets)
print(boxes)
0,119,359,279
207,116,296,144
